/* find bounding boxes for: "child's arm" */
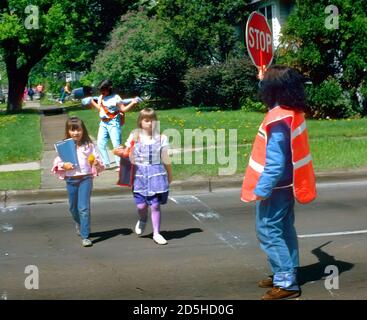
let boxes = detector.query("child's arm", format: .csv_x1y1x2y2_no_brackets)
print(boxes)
113,145,127,157
161,145,173,184
113,133,134,157
90,98,100,111
51,156,73,172
164,163,173,184
51,156,74,179
118,97,138,113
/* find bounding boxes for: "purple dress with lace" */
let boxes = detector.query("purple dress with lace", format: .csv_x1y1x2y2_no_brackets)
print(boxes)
132,136,169,205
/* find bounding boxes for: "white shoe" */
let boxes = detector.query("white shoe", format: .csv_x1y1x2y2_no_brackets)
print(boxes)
153,233,167,245
135,220,146,236
82,239,93,247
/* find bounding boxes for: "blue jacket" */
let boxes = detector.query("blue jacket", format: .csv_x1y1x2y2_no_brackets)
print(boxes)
254,121,293,198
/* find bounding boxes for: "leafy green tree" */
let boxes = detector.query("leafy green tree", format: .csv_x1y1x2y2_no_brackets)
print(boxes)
156,0,251,67
91,11,188,104
277,0,367,116
0,0,134,113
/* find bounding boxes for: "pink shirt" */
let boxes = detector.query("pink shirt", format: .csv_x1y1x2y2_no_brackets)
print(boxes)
51,142,104,179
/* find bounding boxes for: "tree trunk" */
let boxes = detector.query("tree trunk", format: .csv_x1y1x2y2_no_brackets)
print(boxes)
3,41,33,114
7,69,29,114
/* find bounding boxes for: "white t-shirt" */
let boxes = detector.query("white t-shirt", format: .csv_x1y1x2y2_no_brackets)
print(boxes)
98,94,122,119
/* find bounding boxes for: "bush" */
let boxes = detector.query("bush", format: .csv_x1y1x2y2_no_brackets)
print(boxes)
184,57,258,110
306,78,356,119
241,97,267,113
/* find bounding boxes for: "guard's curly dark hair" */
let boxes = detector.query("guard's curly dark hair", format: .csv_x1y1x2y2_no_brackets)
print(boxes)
259,65,306,112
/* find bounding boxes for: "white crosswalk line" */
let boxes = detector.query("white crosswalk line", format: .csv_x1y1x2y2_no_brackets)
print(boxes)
170,195,248,249
298,229,367,238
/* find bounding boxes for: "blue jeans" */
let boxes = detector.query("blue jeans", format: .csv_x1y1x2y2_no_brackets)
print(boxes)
65,175,93,239
97,117,121,166
59,91,70,103
256,187,300,290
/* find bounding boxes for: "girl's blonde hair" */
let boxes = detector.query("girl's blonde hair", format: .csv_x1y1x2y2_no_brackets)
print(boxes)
137,108,158,128
134,108,159,138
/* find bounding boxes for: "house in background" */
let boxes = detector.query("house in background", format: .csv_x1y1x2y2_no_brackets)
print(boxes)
248,0,295,48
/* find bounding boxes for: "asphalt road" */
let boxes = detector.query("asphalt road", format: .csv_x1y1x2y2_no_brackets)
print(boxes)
1,179,367,300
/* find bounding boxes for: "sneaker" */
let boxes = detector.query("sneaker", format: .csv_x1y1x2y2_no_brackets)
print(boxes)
135,220,146,236
75,224,81,237
82,239,93,247
153,233,167,245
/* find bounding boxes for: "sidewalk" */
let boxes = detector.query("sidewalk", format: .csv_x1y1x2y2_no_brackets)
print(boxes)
3,101,367,207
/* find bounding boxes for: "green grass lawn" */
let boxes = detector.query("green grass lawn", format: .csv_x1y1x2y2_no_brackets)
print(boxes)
68,106,367,179
0,110,42,165
40,97,81,108
0,170,41,190
0,110,42,190
1,105,367,190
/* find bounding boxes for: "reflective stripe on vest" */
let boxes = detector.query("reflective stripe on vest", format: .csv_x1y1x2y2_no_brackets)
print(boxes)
241,106,317,204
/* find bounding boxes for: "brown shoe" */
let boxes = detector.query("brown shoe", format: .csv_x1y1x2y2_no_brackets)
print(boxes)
258,277,273,288
261,287,301,300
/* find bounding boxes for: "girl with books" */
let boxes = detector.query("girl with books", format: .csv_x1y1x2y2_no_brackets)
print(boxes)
52,116,105,247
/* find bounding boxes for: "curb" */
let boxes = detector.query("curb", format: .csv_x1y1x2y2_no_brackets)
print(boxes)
1,177,237,208
2,170,367,208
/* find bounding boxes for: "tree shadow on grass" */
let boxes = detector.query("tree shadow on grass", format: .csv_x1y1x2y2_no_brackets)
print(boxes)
90,228,133,244
141,228,203,241
298,241,354,286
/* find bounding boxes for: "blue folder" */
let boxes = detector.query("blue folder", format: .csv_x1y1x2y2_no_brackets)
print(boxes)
54,138,79,169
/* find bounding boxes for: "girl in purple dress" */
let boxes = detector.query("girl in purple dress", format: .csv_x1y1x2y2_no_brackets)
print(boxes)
117,108,173,245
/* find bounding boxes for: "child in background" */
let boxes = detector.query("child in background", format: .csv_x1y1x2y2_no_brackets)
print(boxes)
114,108,173,245
241,65,316,300
52,116,105,247
89,79,139,170
59,82,72,104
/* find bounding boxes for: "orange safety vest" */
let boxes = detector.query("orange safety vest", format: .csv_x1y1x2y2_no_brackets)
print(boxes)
241,106,317,204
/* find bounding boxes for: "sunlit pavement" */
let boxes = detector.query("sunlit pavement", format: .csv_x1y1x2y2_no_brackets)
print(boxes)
1,179,367,300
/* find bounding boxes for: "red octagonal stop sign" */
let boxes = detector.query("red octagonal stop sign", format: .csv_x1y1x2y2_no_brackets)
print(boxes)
246,12,273,69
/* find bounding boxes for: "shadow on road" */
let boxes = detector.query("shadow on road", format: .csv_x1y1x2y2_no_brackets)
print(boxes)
298,241,354,286
90,228,133,244
141,228,203,240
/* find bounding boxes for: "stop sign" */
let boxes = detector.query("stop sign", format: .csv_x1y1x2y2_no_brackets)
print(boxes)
245,12,273,69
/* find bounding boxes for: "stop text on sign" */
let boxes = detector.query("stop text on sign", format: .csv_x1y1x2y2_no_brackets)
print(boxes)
247,27,272,54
